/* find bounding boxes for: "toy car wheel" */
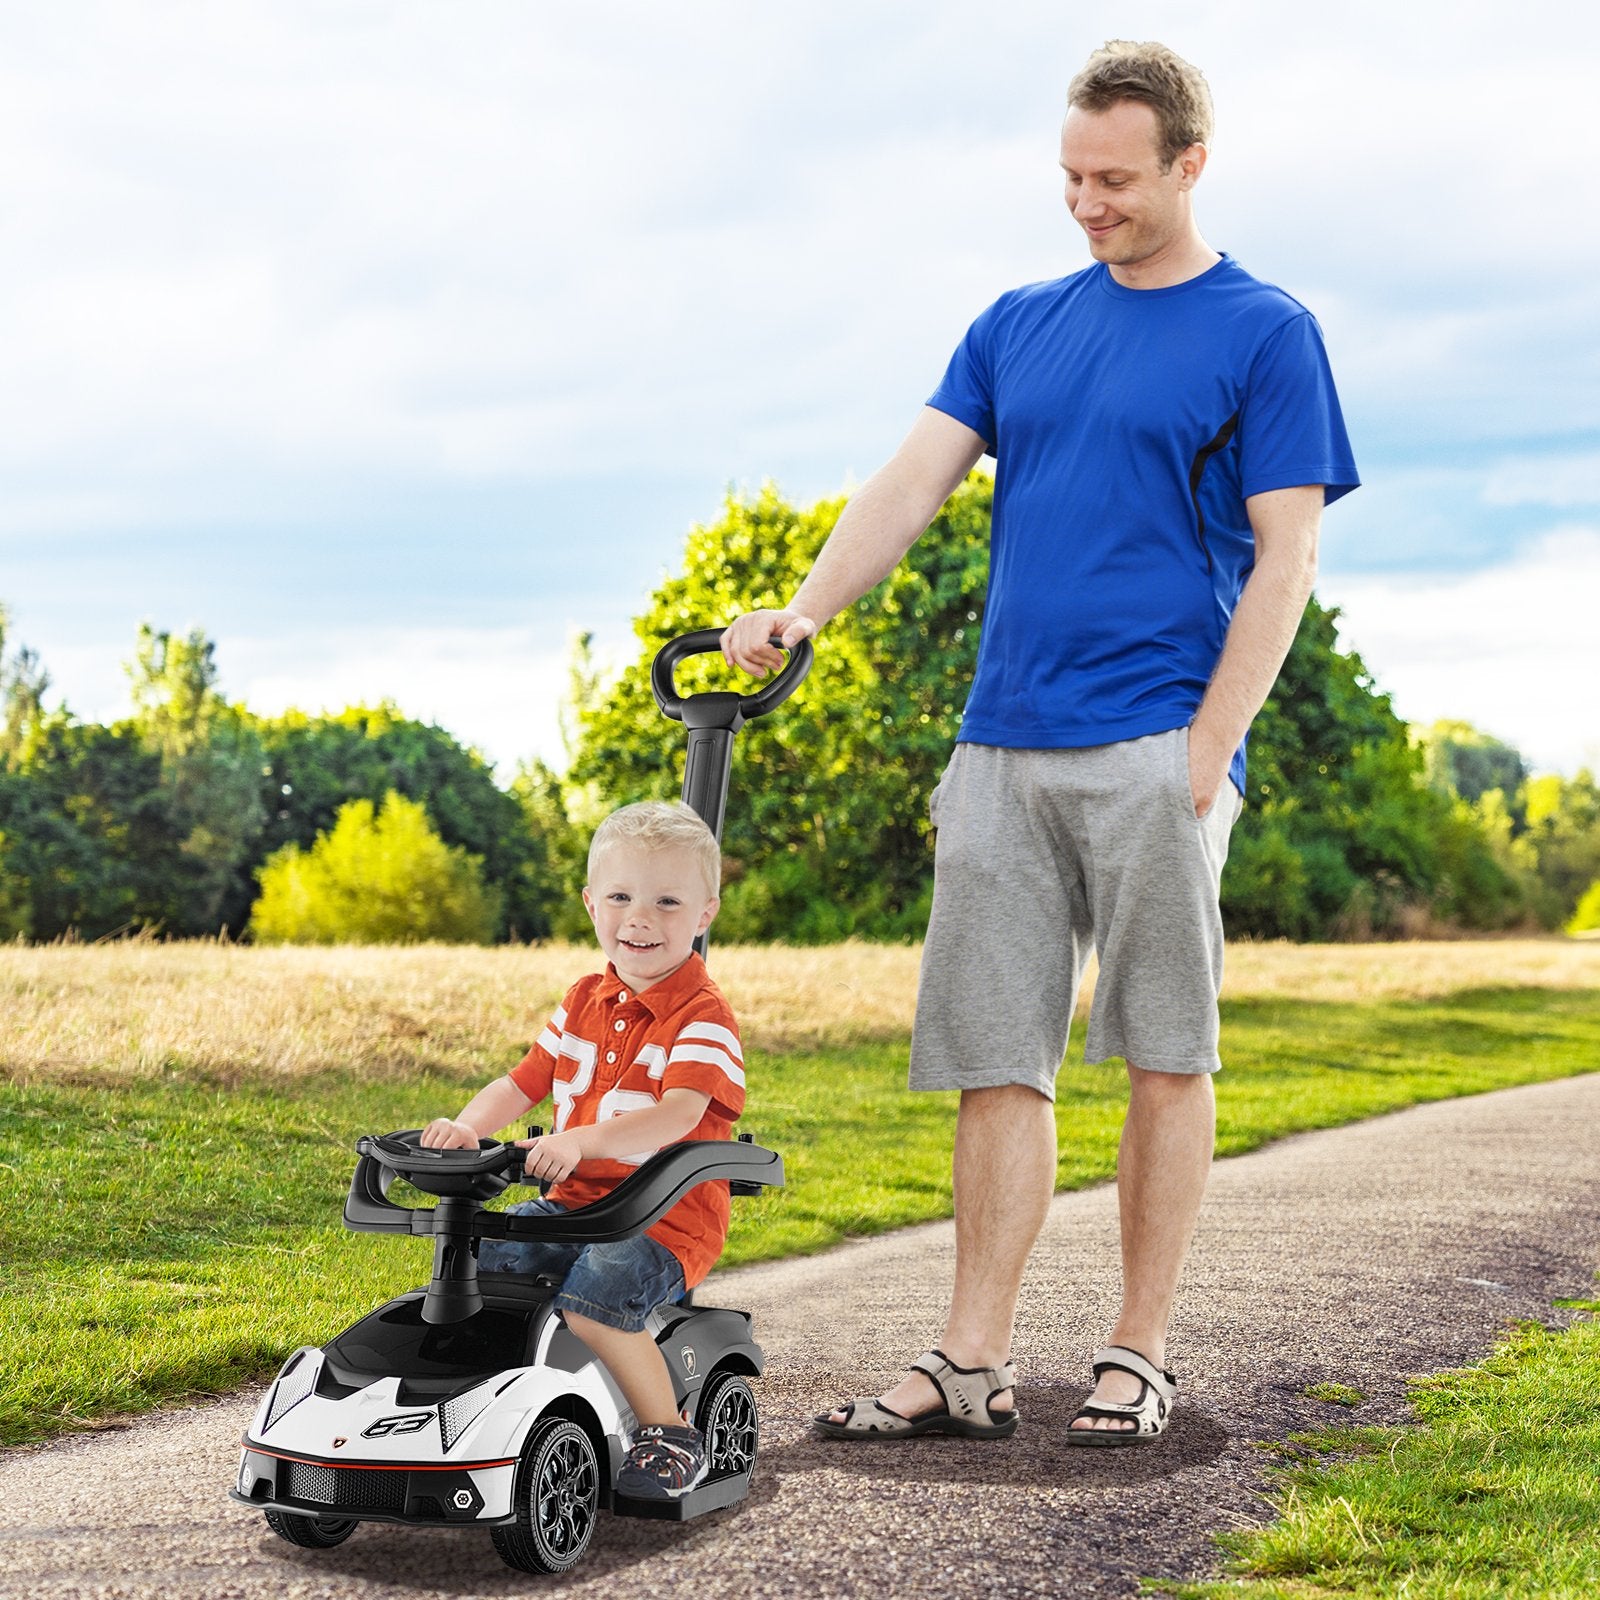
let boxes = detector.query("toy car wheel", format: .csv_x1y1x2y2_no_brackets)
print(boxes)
263,1508,359,1547
491,1415,600,1575
697,1370,759,1477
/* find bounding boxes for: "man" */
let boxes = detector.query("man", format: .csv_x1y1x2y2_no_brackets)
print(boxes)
722,40,1357,1446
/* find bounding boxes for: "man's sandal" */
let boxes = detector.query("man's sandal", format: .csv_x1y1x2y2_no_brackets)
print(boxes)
1064,1345,1177,1447
813,1349,1019,1440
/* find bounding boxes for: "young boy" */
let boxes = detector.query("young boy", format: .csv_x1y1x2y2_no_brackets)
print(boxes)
421,800,744,1500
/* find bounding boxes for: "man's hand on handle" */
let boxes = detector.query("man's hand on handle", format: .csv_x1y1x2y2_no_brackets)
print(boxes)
721,611,817,677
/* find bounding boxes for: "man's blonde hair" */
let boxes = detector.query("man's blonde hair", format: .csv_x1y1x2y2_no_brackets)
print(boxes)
1067,40,1214,169
587,801,721,900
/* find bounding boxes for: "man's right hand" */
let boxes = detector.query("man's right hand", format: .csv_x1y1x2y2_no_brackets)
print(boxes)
420,1117,480,1149
721,610,817,677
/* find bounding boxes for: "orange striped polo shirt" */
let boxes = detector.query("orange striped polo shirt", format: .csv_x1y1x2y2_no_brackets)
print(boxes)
508,953,744,1288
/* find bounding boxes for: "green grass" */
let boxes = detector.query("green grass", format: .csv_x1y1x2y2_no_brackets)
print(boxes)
2,985,1598,1449
1154,1304,1600,1600
1302,1383,1364,1408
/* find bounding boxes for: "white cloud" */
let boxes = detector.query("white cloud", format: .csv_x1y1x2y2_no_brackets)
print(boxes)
226,623,627,779
1483,453,1600,510
2,0,1595,529
1320,526,1600,776
5,0,1600,792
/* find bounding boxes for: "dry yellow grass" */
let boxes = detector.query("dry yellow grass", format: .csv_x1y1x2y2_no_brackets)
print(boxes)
1,937,1595,1085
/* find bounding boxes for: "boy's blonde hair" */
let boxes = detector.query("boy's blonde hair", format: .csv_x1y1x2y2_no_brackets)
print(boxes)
587,801,721,900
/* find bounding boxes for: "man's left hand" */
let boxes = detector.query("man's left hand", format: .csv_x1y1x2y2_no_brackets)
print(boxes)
1186,723,1235,820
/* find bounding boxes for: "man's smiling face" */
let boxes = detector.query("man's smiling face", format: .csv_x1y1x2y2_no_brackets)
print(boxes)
1059,99,1204,280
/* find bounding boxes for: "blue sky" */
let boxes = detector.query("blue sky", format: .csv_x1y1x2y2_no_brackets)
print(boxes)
4,0,1598,778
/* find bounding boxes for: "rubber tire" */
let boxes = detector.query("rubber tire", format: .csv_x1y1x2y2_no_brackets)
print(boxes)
263,1509,359,1547
490,1415,601,1575
696,1370,759,1478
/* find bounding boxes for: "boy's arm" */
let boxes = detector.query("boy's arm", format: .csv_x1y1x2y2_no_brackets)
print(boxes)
421,1074,538,1149
517,1088,712,1183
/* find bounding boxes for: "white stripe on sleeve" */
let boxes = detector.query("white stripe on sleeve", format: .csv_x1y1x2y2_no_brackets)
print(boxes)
533,1004,568,1058
667,1042,746,1090
635,1043,669,1080
678,1020,743,1062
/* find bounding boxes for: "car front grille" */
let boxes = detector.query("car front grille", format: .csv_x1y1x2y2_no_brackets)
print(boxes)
285,1460,409,1515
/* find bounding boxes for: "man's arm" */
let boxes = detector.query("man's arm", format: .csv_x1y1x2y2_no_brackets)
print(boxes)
1186,483,1324,817
721,407,988,675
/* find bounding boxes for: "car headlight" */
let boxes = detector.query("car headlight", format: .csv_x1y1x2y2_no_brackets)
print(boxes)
264,1349,319,1433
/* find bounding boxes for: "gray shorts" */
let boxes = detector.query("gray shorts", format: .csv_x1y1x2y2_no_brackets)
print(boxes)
909,730,1241,1095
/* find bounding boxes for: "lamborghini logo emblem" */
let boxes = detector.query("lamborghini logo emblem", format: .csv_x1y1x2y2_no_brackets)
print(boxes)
680,1346,697,1376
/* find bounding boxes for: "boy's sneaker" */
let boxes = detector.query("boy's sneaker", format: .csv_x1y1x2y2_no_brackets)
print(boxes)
616,1424,709,1499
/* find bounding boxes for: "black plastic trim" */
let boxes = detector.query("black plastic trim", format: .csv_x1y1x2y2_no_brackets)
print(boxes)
1187,412,1239,575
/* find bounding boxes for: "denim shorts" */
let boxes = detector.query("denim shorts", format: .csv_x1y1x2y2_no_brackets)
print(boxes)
476,1198,686,1332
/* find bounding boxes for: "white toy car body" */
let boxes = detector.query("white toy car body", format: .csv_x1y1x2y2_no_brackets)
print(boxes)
231,1132,778,1573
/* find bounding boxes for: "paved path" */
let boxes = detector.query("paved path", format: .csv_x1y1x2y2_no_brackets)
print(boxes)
4,1074,1598,1600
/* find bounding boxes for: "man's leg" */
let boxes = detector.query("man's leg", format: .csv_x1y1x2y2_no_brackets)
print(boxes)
1071,728,1237,1431
827,1081,1056,1423
1070,1063,1215,1432
834,743,1082,1429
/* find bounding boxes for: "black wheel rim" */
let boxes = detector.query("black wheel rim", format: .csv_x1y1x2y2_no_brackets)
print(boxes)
707,1382,757,1474
534,1431,597,1558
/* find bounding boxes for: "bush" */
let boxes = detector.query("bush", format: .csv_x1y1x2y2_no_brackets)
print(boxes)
250,790,500,944
1567,879,1600,936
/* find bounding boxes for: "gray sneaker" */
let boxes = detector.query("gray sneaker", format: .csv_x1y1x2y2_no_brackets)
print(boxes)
616,1424,709,1499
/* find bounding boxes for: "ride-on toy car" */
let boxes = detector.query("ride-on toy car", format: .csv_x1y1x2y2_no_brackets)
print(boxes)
230,628,811,1574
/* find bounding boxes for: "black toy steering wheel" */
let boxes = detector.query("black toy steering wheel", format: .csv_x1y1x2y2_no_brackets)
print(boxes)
358,1129,531,1200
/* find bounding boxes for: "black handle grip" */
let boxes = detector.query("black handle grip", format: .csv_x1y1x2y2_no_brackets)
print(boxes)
651,628,813,723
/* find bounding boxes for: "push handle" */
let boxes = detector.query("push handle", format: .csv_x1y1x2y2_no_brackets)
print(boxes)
650,628,813,723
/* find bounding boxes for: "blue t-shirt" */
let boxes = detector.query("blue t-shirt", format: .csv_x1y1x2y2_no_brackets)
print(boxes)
928,253,1359,794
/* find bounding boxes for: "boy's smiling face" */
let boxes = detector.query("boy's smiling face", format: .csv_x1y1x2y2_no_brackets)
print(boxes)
582,841,719,993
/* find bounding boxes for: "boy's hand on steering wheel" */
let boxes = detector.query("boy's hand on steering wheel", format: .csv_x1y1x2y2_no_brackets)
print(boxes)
516,1130,583,1184
420,1117,479,1149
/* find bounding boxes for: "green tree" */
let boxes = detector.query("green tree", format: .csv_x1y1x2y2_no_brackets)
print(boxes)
508,757,591,939
0,719,185,940
1518,770,1600,922
123,625,267,934
1231,601,1525,936
569,479,989,941
1419,719,1529,806
251,789,500,944
0,604,51,770
568,487,1522,942
1568,878,1600,935
253,704,546,939
0,832,27,940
